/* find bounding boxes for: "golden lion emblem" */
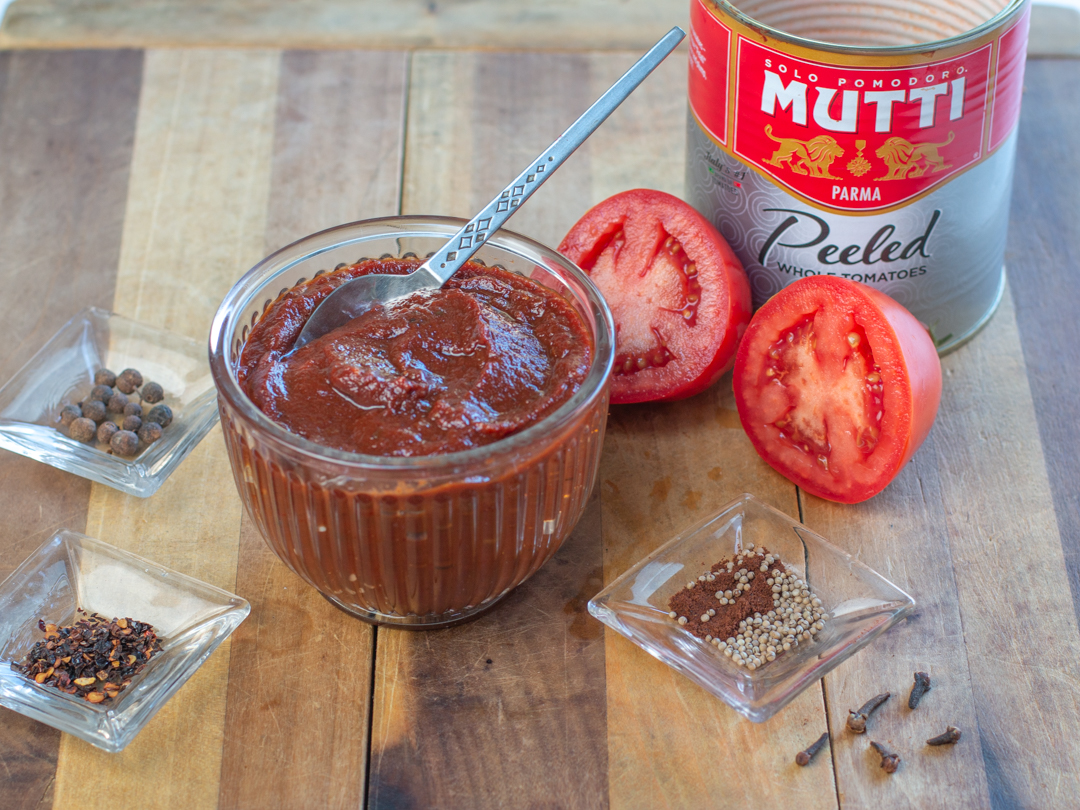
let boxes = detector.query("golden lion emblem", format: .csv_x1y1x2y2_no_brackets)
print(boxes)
876,132,955,180
763,126,844,179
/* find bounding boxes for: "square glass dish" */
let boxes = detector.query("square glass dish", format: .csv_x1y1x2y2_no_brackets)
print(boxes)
589,493,915,722
0,307,219,497
0,530,249,752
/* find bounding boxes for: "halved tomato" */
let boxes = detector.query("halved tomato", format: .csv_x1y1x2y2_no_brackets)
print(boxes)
733,276,941,504
558,189,751,404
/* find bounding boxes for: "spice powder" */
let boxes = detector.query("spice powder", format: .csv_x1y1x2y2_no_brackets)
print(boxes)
668,544,827,670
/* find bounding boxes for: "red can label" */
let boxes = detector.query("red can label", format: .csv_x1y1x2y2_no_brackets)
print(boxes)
688,0,1029,212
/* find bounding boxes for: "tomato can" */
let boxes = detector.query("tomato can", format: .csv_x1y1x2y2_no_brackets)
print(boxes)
686,0,1030,352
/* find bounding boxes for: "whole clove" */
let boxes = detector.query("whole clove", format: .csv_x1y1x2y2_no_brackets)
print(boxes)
870,741,901,774
908,671,931,709
926,726,962,746
795,732,830,766
847,692,890,733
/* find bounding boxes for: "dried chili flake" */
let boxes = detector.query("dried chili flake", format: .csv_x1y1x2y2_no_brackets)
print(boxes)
11,611,164,703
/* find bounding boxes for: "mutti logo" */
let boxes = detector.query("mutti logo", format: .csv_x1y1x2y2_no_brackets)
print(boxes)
734,39,991,210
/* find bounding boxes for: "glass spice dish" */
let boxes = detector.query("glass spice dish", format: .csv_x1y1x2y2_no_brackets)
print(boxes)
209,217,614,628
0,531,249,752
589,494,915,722
0,308,219,497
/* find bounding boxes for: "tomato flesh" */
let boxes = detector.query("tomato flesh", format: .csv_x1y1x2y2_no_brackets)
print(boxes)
734,276,941,504
559,189,751,403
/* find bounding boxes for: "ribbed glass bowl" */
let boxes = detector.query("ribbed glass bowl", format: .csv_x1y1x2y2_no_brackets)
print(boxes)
209,217,614,628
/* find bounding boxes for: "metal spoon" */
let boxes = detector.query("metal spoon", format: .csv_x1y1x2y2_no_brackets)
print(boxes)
293,26,686,350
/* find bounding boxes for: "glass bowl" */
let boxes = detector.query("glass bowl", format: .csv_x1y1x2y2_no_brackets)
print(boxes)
0,530,250,753
209,216,614,628
589,493,915,722
0,308,219,497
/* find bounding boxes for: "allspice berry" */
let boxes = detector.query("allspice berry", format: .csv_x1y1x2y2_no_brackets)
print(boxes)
94,368,117,387
138,421,163,445
122,414,142,433
97,421,119,444
69,417,96,443
81,399,107,423
140,381,164,404
89,385,113,403
107,392,129,414
116,368,143,395
59,404,82,426
123,402,143,418
146,404,173,428
110,430,139,456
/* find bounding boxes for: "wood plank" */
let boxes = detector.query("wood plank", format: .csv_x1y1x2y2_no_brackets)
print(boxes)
1006,60,1080,624
805,413,993,806
572,53,837,810
934,287,1080,807
366,50,614,809
0,49,142,810
217,49,407,810
0,0,690,51
51,49,279,810
0,1,1075,55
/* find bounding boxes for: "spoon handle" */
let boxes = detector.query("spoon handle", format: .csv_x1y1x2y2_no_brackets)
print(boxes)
417,26,685,285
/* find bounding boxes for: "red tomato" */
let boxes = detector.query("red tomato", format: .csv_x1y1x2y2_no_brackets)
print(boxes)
733,276,941,504
558,189,751,404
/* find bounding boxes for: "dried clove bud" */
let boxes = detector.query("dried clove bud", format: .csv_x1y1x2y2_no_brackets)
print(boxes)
908,671,931,709
870,741,900,774
795,732,830,766
847,692,890,733
926,726,961,746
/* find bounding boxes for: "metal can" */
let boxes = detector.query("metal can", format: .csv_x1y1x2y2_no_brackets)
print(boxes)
686,0,1030,352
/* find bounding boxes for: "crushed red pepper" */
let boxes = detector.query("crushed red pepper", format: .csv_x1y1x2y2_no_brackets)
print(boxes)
12,609,164,704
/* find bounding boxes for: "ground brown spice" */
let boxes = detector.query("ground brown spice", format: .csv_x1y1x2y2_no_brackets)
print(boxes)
668,549,786,643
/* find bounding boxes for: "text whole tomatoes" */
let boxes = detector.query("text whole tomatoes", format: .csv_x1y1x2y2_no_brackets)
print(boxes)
733,276,941,504
559,190,751,404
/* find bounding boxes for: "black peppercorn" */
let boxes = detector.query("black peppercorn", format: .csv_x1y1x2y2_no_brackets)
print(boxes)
59,404,82,426
69,417,96,443
146,404,173,428
107,392,129,414
116,368,143,395
89,385,113,403
110,430,139,456
94,368,117,387
122,414,142,432
97,421,119,444
81,399,107,423
123,402,143,417
140,381,164,404
138,421,163,445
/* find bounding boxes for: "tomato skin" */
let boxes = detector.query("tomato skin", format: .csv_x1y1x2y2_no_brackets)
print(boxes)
559,189,751,404
733,276,942,504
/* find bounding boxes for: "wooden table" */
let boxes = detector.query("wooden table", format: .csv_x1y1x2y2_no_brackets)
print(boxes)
0,2,1077,808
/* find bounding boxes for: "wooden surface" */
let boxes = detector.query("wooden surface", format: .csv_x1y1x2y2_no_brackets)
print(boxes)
1,1,1077,55
0,24,1078,810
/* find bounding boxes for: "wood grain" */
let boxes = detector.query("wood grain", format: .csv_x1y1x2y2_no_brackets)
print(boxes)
1,1,1075,55
577,50,837,810
366,50,618,809
51,49,279,810
369,494,608,809
0,0,690,51
217,50,407,810
934,294,1080,806
0,49,142,810
1006,60,1080,625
